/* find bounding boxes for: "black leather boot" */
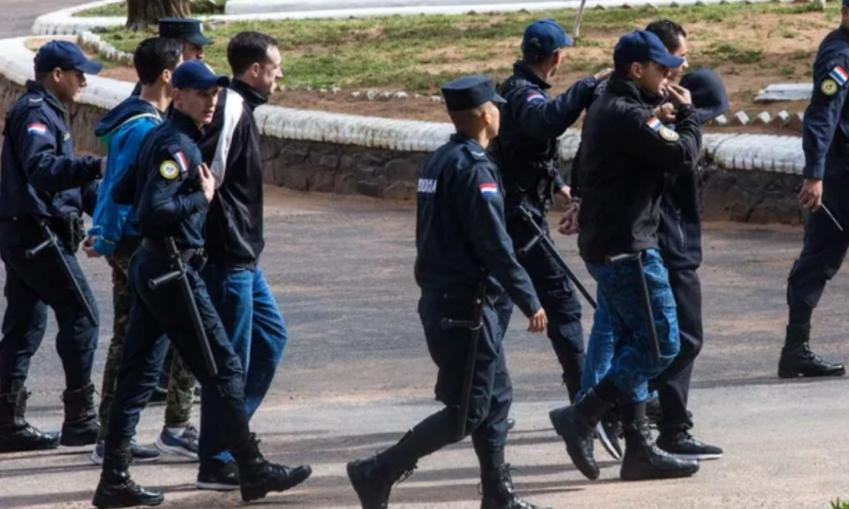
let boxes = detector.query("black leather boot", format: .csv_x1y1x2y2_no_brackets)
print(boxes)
778,324,845,378
480,464,551,509
92,446,164,508
347,432,417,509
60,382,100,446
233,434,312,502
0,387,60,452
619,402,698,481
549,389,613,480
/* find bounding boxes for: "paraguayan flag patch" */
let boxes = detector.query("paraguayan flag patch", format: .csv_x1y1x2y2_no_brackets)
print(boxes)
526,92,545,103
646,116,662,132
27,122,48,136
829,65,849,86
418,178,437,193
479,182,498,195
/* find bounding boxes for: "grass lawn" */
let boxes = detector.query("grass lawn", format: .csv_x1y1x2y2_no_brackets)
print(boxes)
92,0,839,124
79,0,225,16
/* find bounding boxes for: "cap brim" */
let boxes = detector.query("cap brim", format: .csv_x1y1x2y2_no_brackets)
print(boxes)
491,92,506,105
75,59,103,75
653,53,685,69
184,33,212,46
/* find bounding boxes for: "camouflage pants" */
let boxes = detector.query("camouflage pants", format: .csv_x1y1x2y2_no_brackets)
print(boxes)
97,239,196,439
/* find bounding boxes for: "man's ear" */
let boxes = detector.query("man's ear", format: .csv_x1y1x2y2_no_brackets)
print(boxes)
161,68,172,85
629,61,644,80
51,67,63,84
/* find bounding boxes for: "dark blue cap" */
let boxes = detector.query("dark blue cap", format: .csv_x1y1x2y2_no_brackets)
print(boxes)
680,68,729,123
172,60,229,90
441,75,505,112
522,19,572,58
34,40,102,75
159,17,211,46
614,30,685,69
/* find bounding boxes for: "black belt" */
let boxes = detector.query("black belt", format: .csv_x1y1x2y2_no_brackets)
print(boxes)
141,238,205,265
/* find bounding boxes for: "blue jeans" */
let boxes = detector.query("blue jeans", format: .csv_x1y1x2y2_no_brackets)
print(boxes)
582,249,679,404
199,265,288,463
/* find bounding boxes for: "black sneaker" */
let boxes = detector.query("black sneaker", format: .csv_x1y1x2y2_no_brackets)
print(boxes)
196,460,240,491
656,431,723,461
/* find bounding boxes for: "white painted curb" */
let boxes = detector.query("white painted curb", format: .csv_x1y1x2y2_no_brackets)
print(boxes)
0,35,804,175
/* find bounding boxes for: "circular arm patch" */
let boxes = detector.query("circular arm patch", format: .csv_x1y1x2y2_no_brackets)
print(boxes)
159,160,179,180
822,79,839,96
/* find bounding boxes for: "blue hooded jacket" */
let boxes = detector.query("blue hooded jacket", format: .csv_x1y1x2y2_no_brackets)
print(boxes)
89,97,162,255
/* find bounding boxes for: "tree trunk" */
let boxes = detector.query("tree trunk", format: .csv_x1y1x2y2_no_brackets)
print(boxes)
126,0,192,30
573,0,588,40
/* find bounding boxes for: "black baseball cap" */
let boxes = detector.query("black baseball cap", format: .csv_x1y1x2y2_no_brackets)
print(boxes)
614,30,685,69
159,17,211,47
34,40,102,75
172,60,229,90
441,75,505,112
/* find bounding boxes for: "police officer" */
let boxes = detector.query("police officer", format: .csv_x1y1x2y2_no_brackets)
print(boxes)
0,41,103,453
131,17,211,97
92,60,311,508
347,75,549,509
549,30,700,482
495,18,606,402
778,0,849,379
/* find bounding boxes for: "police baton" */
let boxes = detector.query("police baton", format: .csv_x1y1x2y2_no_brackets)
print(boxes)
147,237,218,376
820,202,845,234
25,221,98,327
515,205,597,309
607,252,661,360
439,283,486,441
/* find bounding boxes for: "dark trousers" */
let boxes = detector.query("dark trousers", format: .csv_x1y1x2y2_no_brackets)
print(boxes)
786,174,849,326
380,289,513,473
104,245,250,453
651,267,703,433
0,224,99,392
504,212,584,387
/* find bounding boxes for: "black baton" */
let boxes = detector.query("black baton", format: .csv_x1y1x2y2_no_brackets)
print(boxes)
607,252,661,360
25,221,98,327
147,237,218,376
440,284,486,441
515,205,597,309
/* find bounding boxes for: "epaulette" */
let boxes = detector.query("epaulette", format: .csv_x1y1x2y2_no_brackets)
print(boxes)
462,144,491,163
26,96,44,108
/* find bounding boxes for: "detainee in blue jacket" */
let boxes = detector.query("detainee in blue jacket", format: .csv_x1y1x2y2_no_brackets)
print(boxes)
83,37,183,465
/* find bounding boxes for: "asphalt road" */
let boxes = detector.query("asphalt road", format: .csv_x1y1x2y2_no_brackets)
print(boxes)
0,0,87,38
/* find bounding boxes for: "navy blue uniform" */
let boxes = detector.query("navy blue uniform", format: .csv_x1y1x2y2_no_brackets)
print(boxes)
786,27,849,327
376,133,541,474
0,81,101,392
104,109,252,455
494,61,598,399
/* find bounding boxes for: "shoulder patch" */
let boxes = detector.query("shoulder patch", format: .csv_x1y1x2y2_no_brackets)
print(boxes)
159,160,180,180
417,178,437,194
479,182,499,196
821,78,839,96
646,116,662,132
829,65,848,86
26,122,49,136
658,126,680,142
526,91,545,103
27,96,43,106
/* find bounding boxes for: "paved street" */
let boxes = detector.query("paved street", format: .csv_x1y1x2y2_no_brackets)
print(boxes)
0,0,86,38
1,188,847,508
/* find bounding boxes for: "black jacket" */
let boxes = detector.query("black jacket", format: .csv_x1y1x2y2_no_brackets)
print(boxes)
199,79,267,268
577,76,701,263
415,133,540,317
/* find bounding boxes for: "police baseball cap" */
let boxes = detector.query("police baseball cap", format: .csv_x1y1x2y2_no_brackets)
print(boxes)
441,75,505,112
172,60,229,90
680,68,729,123
522,19,572,58
614,30,685,69
159,17,211,47
34,40,102,75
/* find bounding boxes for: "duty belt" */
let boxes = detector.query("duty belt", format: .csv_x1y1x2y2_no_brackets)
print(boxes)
141,238,206,267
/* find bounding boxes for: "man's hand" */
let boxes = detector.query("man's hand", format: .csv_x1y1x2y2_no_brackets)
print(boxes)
198,163,215,203
654,102,677,123
556,184,573,207
594,67,613,81
82,235,101,258
798,178,823,210
558,200,581,235
666,83,692,108
527,308,547,333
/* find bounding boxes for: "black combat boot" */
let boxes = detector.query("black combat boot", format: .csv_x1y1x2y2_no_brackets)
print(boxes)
92,446,164,508
778,324,845,378
0,387,60,452
549,389,614,480
233,434,312,502
347,437,417,509
619,402,698,481
480,464,551,509
60,382,100,446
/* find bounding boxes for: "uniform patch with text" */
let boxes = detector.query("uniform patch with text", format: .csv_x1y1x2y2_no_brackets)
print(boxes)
479,182,498,195
646,116,679,142
418,178,437,193
26,123,48,136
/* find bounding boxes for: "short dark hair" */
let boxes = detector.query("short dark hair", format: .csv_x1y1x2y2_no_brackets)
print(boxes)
645,20,687,53
134,37,182,85
227,31,278,76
